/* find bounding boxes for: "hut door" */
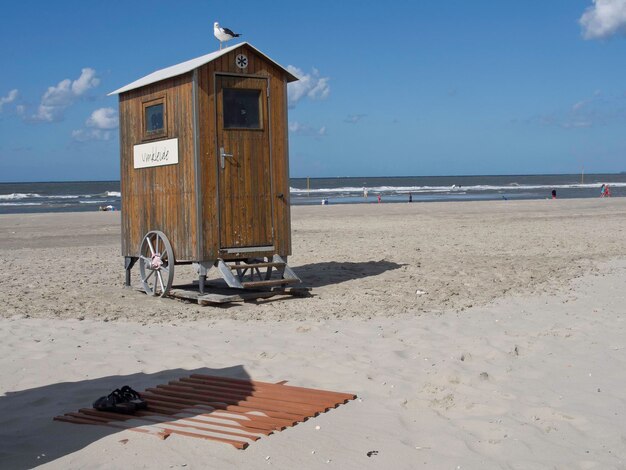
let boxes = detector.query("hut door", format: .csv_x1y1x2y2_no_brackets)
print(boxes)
216,75,273,250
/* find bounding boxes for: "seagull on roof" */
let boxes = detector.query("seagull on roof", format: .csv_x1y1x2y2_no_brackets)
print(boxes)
214,22,241,49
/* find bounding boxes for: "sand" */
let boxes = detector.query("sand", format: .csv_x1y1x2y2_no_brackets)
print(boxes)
1,198,626,469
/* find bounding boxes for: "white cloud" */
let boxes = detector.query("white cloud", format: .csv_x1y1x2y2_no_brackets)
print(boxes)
71,68,99,95
71,129,112,142
344,114,367,124
72,106,118,141
31,68,100,122
289,121,327,137
562,120,593,129
286,66,330,107
0,89,18,112
520,90,626,129
580,0,626,39
86,107,118,129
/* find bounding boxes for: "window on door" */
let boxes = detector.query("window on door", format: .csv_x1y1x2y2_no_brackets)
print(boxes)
223,88,262,129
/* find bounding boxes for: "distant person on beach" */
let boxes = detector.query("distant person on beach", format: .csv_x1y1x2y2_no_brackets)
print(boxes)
604,184,611,198
408,193,413,203
377,194,381,203
551,189,557,199
600,184,605,197
363,187,368,198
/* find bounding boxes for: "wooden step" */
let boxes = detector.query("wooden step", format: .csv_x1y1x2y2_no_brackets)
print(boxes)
241,278,300,288
216,256,301,290
228,262,285,270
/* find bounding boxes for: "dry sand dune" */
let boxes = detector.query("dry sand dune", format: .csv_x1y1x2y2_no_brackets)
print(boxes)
1,198,626,469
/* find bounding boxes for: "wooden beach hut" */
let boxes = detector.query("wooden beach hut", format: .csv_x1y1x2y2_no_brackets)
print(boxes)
109,42,302,299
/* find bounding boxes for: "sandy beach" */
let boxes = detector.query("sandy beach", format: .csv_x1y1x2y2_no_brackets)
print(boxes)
1,198,626,469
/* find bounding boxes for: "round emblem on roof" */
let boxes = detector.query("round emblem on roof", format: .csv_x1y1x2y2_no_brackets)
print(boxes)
235,54,248,69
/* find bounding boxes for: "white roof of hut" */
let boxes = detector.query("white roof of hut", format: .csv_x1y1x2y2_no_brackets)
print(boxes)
108,42,298,95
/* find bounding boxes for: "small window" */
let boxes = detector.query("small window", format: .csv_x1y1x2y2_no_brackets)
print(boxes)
223,88,261,129
142,97,167,139
146,104,163,133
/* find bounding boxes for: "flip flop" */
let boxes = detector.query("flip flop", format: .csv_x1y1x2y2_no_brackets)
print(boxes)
93,388,137,414
120,385,148,410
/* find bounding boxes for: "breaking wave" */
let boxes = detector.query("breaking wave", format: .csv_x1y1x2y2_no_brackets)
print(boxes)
289,182,626,195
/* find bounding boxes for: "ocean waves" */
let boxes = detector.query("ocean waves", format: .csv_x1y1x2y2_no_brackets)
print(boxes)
0,192,43,200
288,176,626,204
0,187,121,213
1,175,624,214
290,182,626,195
0,202,43,206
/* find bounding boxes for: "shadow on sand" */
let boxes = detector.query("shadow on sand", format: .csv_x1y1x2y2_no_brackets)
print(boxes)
0,366,251,469
293,260,404,288
167,260,403,308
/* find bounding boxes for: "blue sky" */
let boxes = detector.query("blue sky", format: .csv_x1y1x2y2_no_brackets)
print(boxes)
2,0,626,181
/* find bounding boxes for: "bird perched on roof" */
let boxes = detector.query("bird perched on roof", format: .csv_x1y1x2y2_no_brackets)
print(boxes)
214,22,241,49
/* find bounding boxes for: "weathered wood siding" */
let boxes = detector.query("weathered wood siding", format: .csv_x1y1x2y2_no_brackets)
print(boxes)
197,45,292,260
119,73,198,261
119,45,292,263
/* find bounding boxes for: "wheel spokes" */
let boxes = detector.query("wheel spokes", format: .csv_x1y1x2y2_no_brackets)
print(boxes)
154,234,160,255
156,271,165,293
146,237,156,257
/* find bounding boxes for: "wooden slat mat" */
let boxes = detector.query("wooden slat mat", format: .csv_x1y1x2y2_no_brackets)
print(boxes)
166,283,311,305
54,374,356,449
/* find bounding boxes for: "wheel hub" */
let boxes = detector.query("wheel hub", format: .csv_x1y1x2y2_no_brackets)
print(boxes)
151,253,163,269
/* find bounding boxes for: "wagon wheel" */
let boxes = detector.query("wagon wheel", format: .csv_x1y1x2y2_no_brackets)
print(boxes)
139,230,175,297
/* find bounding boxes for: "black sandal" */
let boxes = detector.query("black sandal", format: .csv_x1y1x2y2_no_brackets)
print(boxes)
93,388,137,414
120,385,147,410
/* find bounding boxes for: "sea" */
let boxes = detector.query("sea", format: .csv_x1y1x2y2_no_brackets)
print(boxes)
1,174,625,214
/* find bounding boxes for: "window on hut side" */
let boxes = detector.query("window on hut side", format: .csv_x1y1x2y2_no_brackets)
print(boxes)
223,88,261,129
142,97,167,140
145,103,164,134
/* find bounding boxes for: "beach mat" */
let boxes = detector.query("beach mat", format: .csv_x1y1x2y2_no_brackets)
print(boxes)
54,374,356,449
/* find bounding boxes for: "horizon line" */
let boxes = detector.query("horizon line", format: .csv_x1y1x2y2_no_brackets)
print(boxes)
1,170,625,185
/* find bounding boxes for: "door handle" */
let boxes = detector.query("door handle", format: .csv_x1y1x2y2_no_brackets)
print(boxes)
220,147,234,168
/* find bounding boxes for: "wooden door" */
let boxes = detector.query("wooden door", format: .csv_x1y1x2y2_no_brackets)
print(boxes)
216,75,273,250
